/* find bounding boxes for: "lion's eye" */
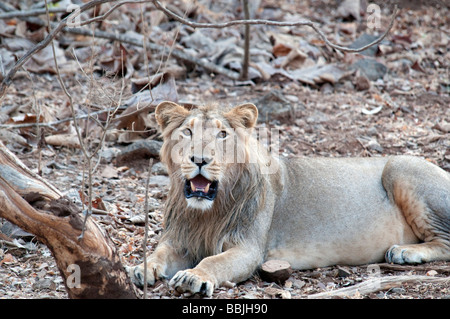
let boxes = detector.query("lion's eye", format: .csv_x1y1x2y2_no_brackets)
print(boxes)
217,130,227,139
182,128,192,137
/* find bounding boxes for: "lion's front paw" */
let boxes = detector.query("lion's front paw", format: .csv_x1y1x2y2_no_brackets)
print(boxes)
169,269,216,297
128,262,167,288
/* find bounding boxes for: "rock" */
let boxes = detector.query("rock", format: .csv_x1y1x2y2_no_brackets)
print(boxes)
337,266,352,278
116,139,163,165
99,147,121,164
433,121,450,133
292,279,306,289
149,175,170,187
100,165,119,179
259,259,293,284
32,278,56,291
354,70,371,91
254,90,298,123
390,287,405,294
426,270,438,277
336,0,360,21
151,162,168,175
351,58,387,81
1,221,33,239
349,33,382,57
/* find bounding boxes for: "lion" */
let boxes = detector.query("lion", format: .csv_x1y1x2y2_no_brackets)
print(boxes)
130,101,450,296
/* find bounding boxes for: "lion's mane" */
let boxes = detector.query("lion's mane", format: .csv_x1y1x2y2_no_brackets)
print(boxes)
158,105,269,264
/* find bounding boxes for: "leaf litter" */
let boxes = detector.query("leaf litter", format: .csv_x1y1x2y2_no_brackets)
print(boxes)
0,0,449,299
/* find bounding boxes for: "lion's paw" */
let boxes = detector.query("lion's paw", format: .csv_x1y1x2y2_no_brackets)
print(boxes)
385,244,423,264
127,262,167,288
169,269,216,297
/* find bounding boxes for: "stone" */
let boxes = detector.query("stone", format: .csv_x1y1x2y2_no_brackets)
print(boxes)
348,33,382,56
354,70,371,91
116,139,163,165
253,90,298,123
351,58,387,81
259,259,293,284
337,266,352,278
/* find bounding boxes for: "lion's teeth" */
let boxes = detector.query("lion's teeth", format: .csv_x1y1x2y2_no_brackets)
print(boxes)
190,181,211,193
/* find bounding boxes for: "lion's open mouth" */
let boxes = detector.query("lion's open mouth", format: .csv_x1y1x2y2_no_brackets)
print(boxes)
184,174,218,200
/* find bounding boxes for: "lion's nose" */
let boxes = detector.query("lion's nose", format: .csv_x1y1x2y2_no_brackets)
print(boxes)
191,156,211,168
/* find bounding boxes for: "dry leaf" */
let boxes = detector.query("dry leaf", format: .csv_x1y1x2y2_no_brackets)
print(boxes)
0,253,15,266
45,134,80,148
361,104,383,115
100,165,119,179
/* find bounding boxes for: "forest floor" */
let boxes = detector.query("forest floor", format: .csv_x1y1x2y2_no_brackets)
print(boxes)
0,0,449,299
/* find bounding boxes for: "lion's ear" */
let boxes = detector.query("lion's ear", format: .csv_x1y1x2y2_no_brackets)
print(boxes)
224,103,258,129
155,101,189,130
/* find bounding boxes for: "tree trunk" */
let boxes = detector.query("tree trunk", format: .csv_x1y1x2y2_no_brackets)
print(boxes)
0,142,138,299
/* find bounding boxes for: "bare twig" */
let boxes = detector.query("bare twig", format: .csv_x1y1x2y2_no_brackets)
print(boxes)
0,106,121,129
240,0,250,81
0,8,67,19
306,275,449,299
151,0,398,53
43,0,90,240
0,0,122,98
43,0,124,241
77,0,149,26
1,0,398,98
143,158,154,299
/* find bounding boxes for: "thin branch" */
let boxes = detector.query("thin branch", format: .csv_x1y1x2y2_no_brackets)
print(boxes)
143,158,154,299
0,0,121,98
1,0,398,98
151,0,398,53
240,0,250,81
77,0,149,26
0,106,120,129
44,0,92,241
306,275,449,299
0,8,67,19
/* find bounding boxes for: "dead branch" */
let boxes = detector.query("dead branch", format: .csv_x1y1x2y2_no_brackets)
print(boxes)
307,275,449,299
0,8,67,19
0,0,398,98
0,0,122,98
378,263,450,274
240,0,250,80
143,158,154,299
0,141,138,298
151,0,398,53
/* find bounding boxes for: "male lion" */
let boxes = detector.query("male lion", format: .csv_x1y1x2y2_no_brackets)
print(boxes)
130,101,450,296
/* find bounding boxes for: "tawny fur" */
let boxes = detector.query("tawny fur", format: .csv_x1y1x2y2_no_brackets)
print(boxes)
130,101,450,297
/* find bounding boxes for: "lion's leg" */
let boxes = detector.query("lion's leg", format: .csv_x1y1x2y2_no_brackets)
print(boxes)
382,157,450,264
129,242,191,287
169,244,263,296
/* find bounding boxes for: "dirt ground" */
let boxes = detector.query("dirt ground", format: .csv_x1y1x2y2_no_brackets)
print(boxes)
0,0,449,299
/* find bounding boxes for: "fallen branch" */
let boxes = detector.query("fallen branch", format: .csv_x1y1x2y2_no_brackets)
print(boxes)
306,275,449,299
0,141,138,298
151,0,398,53
0,0,398,98
240,0,250,80
378,263,450,274
0,8,67,19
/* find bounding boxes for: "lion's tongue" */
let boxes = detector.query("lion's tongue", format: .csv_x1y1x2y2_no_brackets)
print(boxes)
190,175,211,193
